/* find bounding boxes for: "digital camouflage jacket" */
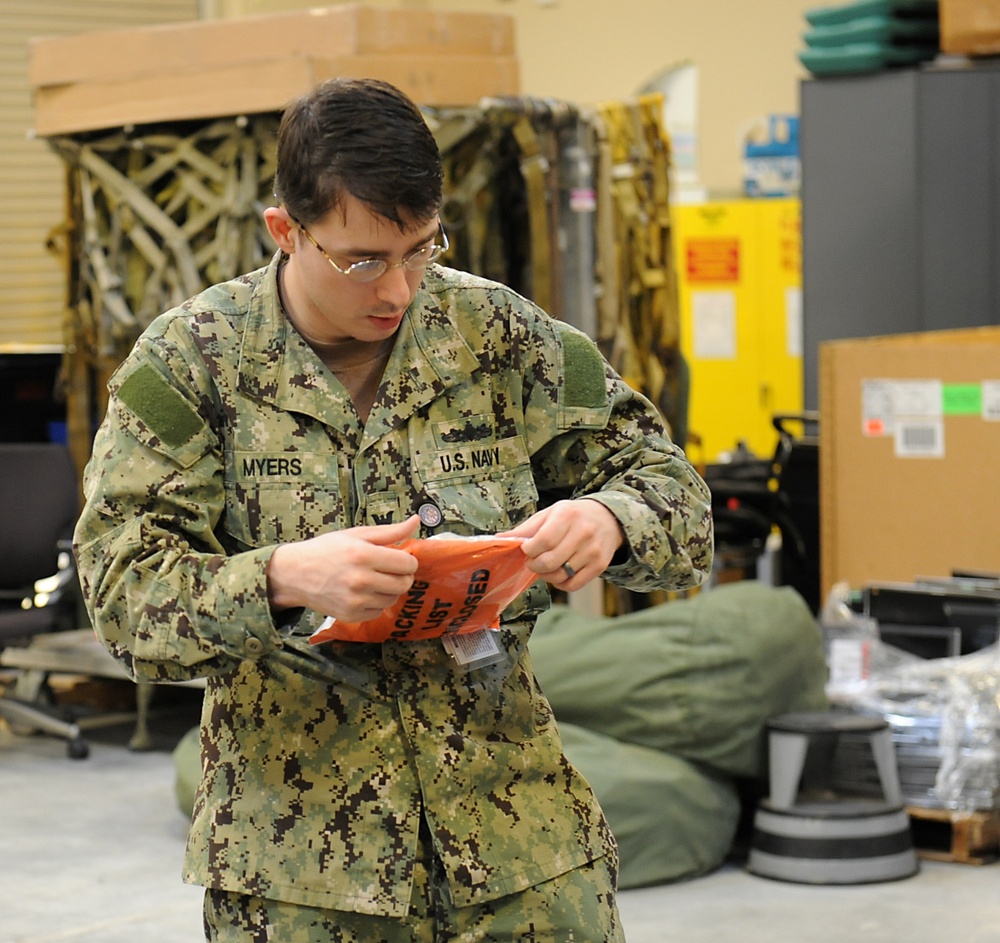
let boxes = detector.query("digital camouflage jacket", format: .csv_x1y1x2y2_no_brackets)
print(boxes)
73,253,713,917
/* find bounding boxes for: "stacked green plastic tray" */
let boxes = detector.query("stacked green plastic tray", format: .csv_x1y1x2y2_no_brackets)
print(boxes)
800,0,940,75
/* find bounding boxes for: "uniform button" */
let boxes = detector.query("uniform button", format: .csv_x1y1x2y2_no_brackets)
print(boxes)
418,502,443,528
245,636,265,656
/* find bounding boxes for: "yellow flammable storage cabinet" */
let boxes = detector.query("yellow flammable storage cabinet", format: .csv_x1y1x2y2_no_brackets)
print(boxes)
673,198,803,463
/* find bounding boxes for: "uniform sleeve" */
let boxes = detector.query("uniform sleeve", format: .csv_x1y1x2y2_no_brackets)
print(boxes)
72,334,283,684
521,313,713,592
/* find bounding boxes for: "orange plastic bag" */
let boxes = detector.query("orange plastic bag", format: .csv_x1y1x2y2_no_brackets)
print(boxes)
308,535,538,645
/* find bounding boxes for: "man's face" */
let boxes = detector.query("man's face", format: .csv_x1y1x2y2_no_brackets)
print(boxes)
283,192,439,345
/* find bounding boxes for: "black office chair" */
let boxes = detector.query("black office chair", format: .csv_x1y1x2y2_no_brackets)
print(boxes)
0,442,89,758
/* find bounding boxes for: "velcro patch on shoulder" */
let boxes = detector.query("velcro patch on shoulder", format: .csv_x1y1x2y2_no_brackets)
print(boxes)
117,363,204,449
557,324,608,409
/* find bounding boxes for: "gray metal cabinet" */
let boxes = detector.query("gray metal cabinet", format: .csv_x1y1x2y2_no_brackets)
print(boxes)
800,63,1000,409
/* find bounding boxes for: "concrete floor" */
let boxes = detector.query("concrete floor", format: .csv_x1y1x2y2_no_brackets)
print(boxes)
2,691,998,943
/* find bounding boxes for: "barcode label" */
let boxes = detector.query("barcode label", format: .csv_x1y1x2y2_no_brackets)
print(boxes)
894,419,944,458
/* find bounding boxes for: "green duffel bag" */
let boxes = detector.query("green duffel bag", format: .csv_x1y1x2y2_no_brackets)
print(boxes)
558,722,741,888
531,582,829,779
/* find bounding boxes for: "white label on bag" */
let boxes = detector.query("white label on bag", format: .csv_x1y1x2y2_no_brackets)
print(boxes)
828,637,870,687
442,629,502,667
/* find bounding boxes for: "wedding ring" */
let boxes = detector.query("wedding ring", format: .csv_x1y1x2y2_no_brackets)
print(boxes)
562,562,576,579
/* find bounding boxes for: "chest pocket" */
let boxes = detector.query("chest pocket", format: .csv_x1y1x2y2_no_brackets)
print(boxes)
411,423,539,536
223,450,344,548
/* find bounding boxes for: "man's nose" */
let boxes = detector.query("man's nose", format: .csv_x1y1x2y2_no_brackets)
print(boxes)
375,264,415,308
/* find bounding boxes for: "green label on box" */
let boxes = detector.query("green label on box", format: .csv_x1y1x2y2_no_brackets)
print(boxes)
942,383,982,415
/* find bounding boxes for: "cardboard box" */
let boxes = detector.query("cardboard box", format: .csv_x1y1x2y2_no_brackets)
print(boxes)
29,5,516,86
820,327,1000,598
32,55,520,136
30,5,519,136
940,0,1000,56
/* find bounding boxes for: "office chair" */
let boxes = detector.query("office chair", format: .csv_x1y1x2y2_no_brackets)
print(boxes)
0,442,89,758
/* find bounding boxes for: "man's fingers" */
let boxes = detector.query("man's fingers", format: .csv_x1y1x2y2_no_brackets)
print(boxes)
498,516,542,540
359,514,421,546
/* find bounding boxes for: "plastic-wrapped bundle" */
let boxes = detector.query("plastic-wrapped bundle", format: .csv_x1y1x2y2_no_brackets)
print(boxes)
831,639,1000,812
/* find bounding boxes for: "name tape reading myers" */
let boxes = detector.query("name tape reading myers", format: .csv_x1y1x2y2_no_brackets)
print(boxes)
309,535,539,645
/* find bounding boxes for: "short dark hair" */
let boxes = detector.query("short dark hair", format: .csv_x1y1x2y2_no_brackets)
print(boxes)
273,77,443,228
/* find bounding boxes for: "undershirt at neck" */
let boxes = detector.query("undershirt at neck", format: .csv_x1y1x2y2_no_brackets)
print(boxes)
315,335,395,423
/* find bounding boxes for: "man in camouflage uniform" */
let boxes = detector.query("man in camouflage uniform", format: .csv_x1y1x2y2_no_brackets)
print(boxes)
73,78,713,942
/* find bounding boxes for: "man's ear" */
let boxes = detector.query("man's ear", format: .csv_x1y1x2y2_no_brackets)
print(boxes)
264,206,297,253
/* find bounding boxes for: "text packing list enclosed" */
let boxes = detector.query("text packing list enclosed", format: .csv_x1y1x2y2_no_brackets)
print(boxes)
309,535,538,644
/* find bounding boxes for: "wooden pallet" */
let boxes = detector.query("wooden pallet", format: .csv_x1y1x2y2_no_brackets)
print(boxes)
907,805,1000,865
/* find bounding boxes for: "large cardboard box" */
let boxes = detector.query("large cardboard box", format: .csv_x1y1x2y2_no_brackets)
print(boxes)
820,327,1000,598
940,0,1000,56
30,5,518,136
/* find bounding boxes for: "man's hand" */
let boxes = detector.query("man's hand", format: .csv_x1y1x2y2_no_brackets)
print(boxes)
500,499,624,590
267,515,420,623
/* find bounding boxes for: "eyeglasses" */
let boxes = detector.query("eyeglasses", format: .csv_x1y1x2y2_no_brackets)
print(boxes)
293,217,449,284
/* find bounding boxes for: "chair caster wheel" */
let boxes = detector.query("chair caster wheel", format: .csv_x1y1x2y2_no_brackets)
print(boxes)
67,737,90,760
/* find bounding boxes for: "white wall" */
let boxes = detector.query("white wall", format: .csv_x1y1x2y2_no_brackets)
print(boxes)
443,0,813,197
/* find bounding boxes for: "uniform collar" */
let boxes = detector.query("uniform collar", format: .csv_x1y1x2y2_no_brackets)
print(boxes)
237,252,480,442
